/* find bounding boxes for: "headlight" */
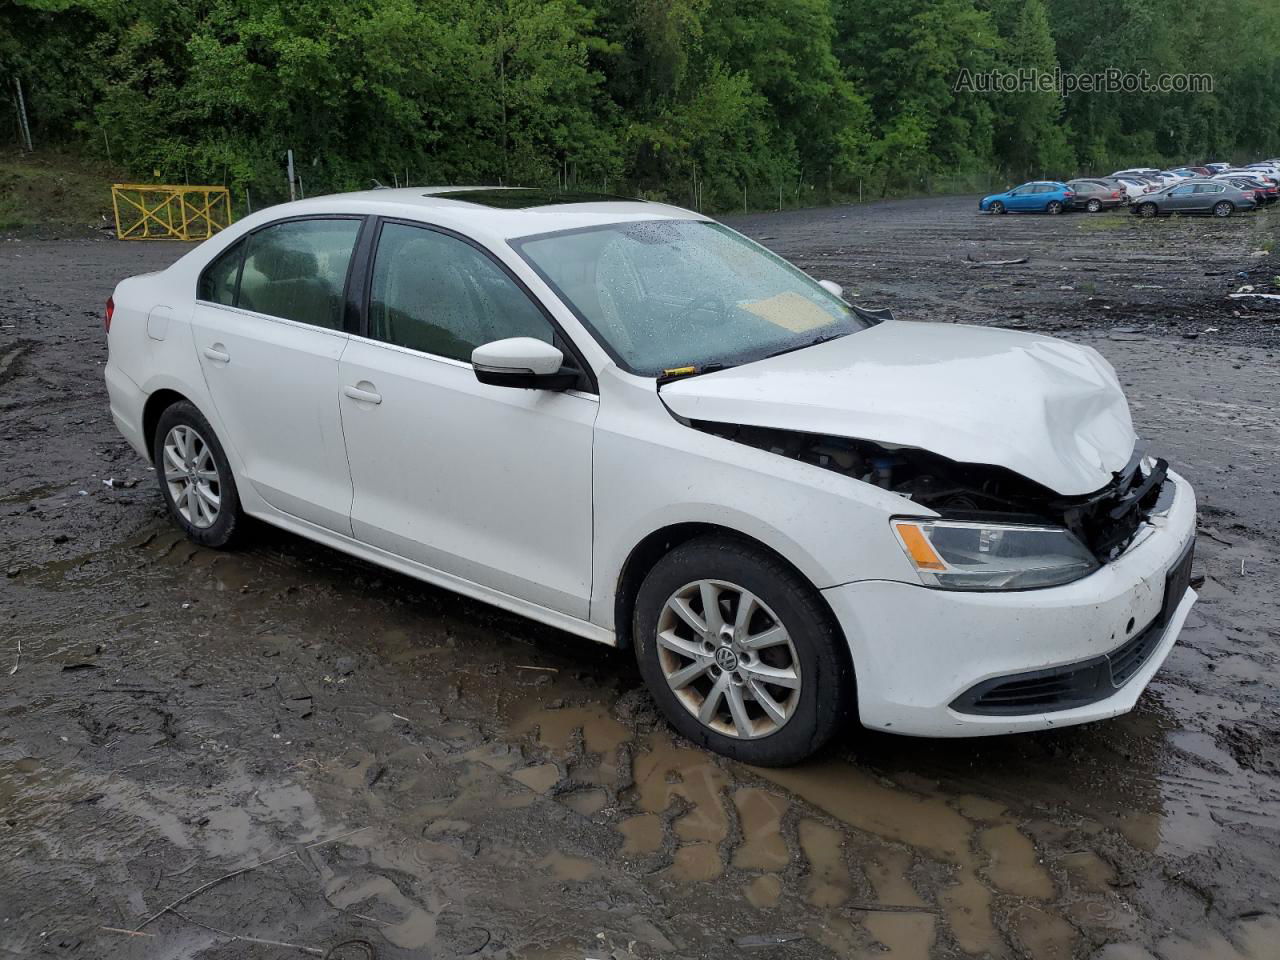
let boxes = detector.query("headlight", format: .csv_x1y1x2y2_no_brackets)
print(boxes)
892,518,1099,591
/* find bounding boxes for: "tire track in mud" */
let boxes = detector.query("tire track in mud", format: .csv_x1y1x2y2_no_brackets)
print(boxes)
0,339,34,388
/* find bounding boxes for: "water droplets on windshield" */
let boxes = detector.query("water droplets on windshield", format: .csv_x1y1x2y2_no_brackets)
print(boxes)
514,220,869,377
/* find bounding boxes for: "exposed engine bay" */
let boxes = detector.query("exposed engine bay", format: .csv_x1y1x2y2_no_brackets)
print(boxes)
692,421,1169,562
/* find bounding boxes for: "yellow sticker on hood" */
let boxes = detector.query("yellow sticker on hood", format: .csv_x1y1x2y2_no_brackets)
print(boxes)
740,292,836,332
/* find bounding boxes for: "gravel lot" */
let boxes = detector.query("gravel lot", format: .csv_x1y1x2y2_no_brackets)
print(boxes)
2,196,1279,960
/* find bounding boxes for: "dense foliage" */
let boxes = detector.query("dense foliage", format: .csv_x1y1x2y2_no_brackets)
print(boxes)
3,0,1278,210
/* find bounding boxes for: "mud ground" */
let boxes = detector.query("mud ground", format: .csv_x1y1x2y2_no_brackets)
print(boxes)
2,196,1279,959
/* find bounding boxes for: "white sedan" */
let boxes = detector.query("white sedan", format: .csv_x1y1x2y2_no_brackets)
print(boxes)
105,187,1197,764
1112,177,1153,201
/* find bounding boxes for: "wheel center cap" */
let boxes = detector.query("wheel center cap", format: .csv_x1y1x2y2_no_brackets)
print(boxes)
714,647,739,672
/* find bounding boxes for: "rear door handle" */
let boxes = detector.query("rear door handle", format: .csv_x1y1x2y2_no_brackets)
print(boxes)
203,345,231,363
343,384,382,405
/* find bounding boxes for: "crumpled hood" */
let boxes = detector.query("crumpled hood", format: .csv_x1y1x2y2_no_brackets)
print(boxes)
660,320,1136,496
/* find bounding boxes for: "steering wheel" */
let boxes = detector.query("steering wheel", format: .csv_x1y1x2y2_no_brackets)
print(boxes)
678,293,730,327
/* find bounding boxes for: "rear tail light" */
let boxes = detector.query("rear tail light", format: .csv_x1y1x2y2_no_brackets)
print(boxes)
105,296,115,334
1112,191,1120,198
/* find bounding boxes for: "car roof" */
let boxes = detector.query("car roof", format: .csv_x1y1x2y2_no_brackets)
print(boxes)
235,186,709,242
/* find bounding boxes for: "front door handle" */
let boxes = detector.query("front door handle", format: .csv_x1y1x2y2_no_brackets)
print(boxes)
343,384,382,405
203,344,231,363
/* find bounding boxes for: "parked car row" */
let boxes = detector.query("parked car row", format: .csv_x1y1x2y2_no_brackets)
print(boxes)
980,159,1280,218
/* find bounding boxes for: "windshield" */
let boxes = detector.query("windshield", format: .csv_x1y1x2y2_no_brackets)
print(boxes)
512,220,870,377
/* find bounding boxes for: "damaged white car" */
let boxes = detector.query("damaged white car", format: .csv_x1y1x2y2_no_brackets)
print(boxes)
104,188,1197,765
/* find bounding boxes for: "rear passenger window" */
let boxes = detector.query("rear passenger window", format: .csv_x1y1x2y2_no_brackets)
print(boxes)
237,219,361,329
197,240,244,305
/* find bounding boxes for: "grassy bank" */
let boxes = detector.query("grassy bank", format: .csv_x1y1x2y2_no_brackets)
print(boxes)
0,151,122,233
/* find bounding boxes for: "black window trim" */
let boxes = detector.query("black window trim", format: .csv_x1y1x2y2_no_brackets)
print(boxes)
196,236,247,309
194,213,368,335
355,215,598,395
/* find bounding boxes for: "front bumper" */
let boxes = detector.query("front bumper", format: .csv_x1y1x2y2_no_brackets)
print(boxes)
824,470,1197,737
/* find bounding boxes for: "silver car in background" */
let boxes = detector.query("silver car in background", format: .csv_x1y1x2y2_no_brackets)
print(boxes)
1131,178,1256,218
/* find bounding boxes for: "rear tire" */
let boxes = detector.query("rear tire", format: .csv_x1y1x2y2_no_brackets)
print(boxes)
632,535,855,766
1046,200,1064,215
152,401,244,549
1213,200,1234,218
1086,198,1102,213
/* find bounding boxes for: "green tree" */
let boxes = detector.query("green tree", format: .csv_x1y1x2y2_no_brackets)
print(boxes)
993,0,1074,176
834,0,1000,187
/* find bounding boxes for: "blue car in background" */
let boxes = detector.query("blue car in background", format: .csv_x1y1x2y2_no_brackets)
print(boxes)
979,181,1076,215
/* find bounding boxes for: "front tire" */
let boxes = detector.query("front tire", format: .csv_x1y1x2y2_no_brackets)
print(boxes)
1139,202,1158,218
1213,200,1234,218
152,401,244,548
989,201,1005,215
632,536,855,766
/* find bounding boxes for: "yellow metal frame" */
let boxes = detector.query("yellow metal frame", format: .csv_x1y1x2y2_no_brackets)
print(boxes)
111,184,233,241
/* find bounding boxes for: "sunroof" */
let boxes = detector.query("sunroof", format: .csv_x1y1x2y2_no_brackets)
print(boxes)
431,188,638,209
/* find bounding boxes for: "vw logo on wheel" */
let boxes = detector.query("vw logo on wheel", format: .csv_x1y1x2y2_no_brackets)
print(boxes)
714,647,739,672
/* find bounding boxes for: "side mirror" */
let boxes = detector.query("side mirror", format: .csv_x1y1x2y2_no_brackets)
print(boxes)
472,337,579,391
817,279,844,299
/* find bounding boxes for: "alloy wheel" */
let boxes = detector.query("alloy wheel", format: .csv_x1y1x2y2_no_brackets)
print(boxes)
1047,201,1063,215
1087,199,1102,212
1214,201,1232,217
162,424,221,529
656,579,801,739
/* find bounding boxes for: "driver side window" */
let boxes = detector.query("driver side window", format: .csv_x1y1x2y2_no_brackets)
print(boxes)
369,223,554,362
